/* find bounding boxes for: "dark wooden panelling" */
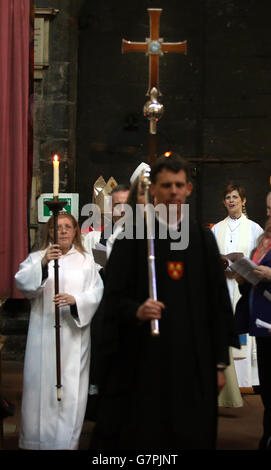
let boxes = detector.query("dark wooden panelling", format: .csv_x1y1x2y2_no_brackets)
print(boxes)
33,0,271,225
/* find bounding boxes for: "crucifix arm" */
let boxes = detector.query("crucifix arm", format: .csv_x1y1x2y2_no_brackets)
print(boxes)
122,40,147,54
162,41,187,54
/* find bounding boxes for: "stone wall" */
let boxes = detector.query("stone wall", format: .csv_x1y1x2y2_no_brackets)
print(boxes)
76,0,271,226
33,0,84,247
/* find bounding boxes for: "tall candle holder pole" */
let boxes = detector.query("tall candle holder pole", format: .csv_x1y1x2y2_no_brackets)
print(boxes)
45,197,67,401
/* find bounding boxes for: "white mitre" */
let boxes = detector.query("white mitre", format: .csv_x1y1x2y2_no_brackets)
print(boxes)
130,162,150,184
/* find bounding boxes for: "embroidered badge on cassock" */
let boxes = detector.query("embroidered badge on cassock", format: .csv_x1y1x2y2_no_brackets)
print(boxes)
167,261,184,280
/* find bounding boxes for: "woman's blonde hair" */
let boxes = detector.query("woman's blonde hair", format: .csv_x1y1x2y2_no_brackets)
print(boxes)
40,212,86,255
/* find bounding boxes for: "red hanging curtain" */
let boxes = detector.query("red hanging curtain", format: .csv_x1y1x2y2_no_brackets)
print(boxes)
0,0,32,299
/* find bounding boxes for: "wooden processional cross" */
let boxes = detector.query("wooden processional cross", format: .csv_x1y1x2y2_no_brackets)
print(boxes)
122,8,187,163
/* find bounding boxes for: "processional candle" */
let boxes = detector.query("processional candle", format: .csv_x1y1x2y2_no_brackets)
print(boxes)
53,154,59,197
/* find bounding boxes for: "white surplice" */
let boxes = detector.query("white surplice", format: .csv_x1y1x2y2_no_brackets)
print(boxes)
82,231,103,271
82,224,123,261
212,214,263,387
15,246,103,450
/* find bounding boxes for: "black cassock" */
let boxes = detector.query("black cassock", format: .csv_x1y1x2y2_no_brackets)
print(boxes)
90,217,239,450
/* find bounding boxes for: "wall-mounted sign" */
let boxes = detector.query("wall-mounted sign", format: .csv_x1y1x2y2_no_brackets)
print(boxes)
38,193,79,222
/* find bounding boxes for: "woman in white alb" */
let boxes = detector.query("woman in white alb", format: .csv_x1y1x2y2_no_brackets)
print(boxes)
212,184,263,406
15,213,103,450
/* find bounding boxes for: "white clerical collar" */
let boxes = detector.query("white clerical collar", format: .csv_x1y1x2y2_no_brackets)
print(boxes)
227,214,243,232
227,213,243,225
228,214,243,221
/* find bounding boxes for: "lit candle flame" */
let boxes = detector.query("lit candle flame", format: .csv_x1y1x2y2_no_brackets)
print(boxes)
53,154,60,197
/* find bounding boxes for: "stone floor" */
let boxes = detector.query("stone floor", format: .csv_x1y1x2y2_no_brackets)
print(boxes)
0,361,95,451
0,360,265,452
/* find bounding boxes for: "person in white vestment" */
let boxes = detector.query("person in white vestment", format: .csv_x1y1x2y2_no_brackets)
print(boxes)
212,183,263,406
83,184,130,264
84,167,150,262
15,213,103,450
106,163,151,257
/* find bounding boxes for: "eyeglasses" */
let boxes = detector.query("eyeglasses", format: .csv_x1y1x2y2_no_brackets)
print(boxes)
50,224,74,232
58,224,74,232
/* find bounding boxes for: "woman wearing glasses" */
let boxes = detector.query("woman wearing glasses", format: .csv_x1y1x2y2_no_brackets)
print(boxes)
15,213,103,450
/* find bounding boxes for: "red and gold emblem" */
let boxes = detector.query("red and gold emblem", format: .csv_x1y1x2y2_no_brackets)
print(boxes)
167,261,184,280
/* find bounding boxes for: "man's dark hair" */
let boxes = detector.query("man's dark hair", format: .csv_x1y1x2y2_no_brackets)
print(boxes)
111,184,130,194
150,152,191,183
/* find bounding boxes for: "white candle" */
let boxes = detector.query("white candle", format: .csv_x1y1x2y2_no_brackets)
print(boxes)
53,154,59,197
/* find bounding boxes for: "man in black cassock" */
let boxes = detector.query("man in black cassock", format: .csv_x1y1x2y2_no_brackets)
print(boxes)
90,153,239,450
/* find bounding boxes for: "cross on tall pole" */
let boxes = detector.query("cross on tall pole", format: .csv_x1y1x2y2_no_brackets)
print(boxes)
122,8,187,163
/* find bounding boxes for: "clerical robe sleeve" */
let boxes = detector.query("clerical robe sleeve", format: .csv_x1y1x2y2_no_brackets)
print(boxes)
71,254,104,328
15,252,48,299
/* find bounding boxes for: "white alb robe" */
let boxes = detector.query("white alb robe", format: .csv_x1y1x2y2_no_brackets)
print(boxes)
212,214,263,387
15,246,103,450
82,230,101,252
82,231,103,271
82,225,123,262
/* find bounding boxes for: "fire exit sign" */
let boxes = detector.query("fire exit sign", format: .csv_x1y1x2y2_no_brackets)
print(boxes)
38,193,79,222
